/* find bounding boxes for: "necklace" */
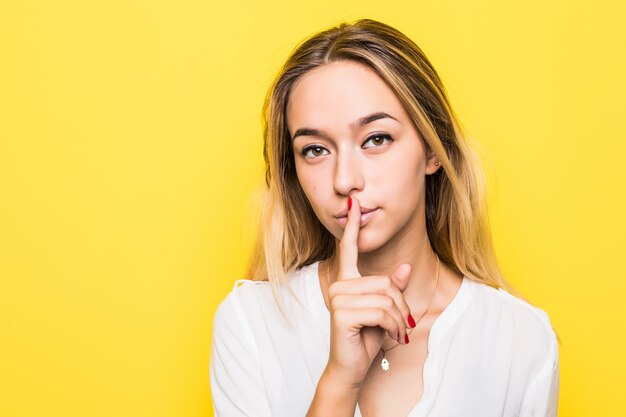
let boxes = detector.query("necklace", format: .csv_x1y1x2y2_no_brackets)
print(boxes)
325,253,440,372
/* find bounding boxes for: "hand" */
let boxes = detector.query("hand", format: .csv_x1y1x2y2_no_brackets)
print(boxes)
324,195,414,390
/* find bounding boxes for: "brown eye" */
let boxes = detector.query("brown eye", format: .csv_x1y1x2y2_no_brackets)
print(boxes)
363,134,393,148
301,145,329,159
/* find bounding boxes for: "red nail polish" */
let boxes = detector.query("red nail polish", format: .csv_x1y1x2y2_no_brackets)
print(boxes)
348,196,352,210
405,333,410,344
408,314,416,328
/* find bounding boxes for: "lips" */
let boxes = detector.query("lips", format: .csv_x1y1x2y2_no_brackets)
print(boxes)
336,208,379,228
333,206,378,219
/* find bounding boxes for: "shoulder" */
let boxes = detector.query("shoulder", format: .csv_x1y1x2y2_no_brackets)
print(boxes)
212,263,318,332
470,280,556,336
212,279,272,332
466,279,559,368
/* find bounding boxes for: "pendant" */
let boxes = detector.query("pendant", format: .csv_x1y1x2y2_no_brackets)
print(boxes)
380,350,390,371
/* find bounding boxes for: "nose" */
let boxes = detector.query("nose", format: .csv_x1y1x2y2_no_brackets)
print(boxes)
333,148,364,196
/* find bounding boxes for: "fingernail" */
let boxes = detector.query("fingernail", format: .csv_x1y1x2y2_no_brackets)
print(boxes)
405,333,410,344
348,196,352,211
408,314,416,328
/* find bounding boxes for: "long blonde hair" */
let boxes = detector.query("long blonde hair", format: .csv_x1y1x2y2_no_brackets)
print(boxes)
244,18,552,335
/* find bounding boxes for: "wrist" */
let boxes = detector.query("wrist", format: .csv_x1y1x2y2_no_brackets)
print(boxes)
307,367,360,417
320,365,362,394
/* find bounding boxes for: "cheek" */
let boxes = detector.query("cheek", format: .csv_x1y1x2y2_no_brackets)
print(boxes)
296,166,325,213
370,145,424,198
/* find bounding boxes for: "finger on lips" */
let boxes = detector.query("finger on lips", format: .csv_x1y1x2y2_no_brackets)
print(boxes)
335,194,410,344
338,195,361,280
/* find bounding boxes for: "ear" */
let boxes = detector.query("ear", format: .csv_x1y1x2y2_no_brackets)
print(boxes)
425,150,441,175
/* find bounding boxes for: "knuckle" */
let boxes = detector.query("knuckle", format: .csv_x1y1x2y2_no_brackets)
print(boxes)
328,285,335,299
329,293,342,310
382,276,394,291
381,295,394,310
333,309,347,323
328,282,338,298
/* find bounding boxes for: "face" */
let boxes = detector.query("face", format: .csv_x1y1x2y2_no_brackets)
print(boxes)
286,60,440,252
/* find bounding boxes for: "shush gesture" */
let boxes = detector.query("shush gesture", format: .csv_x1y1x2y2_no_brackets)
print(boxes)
325,194,416,390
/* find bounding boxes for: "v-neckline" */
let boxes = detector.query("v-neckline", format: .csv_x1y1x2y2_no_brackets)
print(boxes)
308,260,475,417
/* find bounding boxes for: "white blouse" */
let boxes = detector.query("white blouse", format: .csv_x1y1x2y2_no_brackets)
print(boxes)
210,261,559,417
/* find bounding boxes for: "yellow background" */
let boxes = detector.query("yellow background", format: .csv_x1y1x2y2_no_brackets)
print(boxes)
1,1,624,416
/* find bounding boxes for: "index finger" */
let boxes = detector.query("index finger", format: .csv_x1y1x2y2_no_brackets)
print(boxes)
338,194,362,280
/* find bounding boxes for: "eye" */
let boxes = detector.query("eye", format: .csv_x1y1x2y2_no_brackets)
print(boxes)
301,145,330,159
299,134,394,160
363,133,394,148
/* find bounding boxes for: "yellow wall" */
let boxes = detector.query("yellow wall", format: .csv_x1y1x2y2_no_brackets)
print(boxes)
1,1,624,416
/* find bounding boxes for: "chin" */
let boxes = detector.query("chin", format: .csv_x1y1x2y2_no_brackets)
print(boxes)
357,229,391,253
329,224,389,253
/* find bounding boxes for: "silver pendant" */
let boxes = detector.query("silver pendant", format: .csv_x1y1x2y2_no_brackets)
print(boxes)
380,351,390,371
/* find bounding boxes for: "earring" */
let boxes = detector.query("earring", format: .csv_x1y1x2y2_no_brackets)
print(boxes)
434,160,440,166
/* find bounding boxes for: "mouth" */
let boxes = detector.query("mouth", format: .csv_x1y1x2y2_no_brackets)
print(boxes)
333,206,378,219
335,208,379,228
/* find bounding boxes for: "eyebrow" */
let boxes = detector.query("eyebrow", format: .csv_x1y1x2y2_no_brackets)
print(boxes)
291,112,399,141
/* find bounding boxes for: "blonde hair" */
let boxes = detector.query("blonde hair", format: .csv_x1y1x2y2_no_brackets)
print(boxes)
243,18,559,344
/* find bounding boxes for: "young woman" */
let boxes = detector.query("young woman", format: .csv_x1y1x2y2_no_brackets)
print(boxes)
210,19,559,417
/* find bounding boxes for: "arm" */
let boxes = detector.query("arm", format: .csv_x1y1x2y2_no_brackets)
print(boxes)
306,367,360,417
519,331,560,417
209,291,272,417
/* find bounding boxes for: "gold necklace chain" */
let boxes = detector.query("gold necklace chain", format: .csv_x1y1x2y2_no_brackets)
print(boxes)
325,253,440,371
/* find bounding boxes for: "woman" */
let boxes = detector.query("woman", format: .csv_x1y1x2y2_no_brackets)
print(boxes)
210,19,559,417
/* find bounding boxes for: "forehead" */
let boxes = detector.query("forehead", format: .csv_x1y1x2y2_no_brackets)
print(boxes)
286,60,406,132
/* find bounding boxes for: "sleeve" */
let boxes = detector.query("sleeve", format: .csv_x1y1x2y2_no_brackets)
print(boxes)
518,328,560,417
209,290,272,417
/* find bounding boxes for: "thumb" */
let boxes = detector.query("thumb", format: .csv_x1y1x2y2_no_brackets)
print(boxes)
390,263,412,292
